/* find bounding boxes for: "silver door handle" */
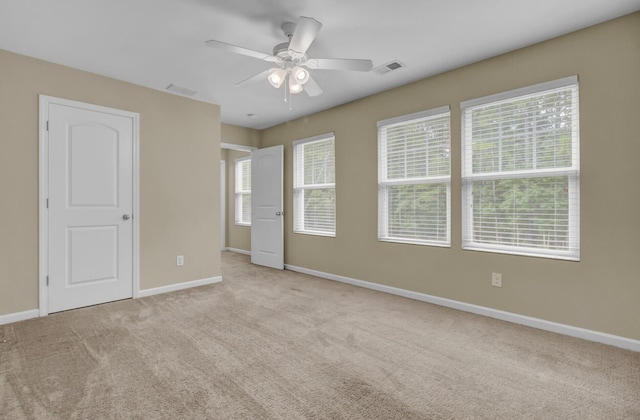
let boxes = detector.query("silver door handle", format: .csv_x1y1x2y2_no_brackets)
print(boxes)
122,214,131,220
276,212,281,216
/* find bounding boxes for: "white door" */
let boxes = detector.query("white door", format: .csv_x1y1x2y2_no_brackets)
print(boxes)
47,101,135,313
251,145,284,269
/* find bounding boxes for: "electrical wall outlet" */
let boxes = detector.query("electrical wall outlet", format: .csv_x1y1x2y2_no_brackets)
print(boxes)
491,272,502,287
177,255,184,266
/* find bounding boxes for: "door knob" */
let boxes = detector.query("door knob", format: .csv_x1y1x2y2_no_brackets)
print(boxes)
122,214,131,220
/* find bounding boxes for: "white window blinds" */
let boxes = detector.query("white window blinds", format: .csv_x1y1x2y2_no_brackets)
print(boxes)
235,157,251,225
461,76,580,260
378,106,451,246
293,133,336,236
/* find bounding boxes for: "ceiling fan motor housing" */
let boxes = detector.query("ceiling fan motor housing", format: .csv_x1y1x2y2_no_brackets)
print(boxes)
277,21,308,61
273,43,306,64
273,42,290,57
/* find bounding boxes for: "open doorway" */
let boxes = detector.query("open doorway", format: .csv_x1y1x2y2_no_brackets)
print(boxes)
221,143,256,255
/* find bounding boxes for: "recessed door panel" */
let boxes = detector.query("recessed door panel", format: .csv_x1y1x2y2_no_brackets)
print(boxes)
68,226,118,285
68,124,119,208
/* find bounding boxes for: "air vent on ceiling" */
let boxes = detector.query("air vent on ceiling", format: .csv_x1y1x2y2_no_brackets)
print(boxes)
372,60,406,75
166,84,197,96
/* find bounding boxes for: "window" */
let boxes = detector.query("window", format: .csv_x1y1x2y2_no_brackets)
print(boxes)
293,133,335,236
235,157,251,225
461,76,580,260
378,106,451,246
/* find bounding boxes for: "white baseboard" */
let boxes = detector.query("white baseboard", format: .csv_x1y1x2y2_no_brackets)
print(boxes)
138,276,223,298
285,264,640,352
0,309,40,326
226,247,251,256
1,277,224,326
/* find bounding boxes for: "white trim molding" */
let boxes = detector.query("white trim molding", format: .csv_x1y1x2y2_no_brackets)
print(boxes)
285,264,640,352
138,276,223,298
377,105,450,128
0,277,223,326
221,142,257,152
0,309,40,326
460,75,578,109
221,159,226,251
39,95,141,316
225,247,251,256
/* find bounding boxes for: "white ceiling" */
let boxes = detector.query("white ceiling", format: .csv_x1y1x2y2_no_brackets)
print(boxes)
1,0,639,130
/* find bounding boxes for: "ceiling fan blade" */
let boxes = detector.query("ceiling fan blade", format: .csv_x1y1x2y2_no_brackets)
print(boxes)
288,17,322,55
303,76,323,97
305,58,373,72
234,69,272,87
205,40,279,63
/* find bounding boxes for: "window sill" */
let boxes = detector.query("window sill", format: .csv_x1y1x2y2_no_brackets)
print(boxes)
462,244,579,261
378,237,450,248
294,230,336,238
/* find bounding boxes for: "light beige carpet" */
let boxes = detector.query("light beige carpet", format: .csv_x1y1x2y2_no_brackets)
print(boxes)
1,251,639,419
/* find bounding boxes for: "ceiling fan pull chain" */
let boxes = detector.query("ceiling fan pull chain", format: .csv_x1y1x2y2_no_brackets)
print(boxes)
284,77,288,103
289,90,293,112
284,76,292,111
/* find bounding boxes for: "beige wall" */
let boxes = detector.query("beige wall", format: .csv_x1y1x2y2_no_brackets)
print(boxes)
260,13,640,340
0,50,221,316
221,123,260,148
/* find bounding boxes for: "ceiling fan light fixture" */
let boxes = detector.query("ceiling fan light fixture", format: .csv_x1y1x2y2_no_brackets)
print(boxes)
289,77,303,94
292,66,309,85
268,68,286,88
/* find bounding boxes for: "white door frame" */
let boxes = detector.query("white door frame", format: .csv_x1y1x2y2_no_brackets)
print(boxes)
38,95,140,316
220,159,226,250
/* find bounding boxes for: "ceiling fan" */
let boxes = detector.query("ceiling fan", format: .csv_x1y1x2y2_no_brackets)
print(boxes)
205,16,373,98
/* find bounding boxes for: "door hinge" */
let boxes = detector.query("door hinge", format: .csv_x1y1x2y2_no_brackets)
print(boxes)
46,198,49,208
46,121,49,131
46,275,49,286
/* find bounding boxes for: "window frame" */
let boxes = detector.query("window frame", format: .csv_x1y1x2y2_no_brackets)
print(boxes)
234,157,251,226
377,106,452,247
293,133,336,237
460,76,580,260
